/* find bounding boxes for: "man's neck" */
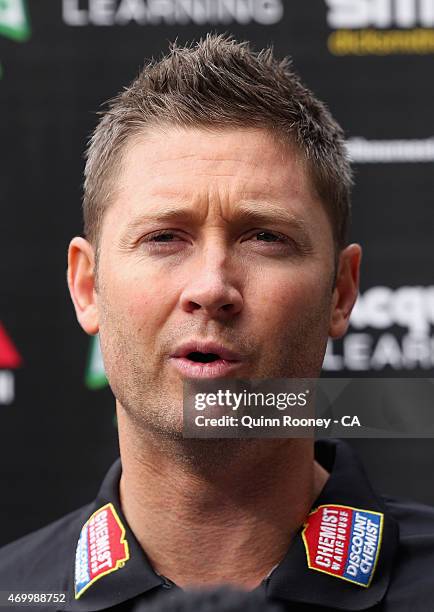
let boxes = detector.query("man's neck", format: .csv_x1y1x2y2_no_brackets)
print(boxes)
117,408,329,589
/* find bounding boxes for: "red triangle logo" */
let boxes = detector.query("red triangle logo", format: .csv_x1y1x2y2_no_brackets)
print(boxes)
0,322,22,369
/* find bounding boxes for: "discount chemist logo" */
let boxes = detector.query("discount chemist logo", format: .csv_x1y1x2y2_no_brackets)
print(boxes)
0,0,31,77
302,504,383,587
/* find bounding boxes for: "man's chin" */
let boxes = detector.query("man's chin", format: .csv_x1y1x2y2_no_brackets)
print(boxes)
138,410,185,440
144,433,260,471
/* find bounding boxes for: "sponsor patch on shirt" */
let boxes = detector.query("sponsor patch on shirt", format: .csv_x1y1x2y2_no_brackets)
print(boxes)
75,503,130,599
302,504,383,587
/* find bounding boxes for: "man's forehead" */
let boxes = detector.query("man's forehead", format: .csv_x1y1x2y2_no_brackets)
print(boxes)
115,126,312,205
99,127,334,262
124,125,292,163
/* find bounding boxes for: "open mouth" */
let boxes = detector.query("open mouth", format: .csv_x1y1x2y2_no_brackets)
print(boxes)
186,351,222,363
172,347,242,378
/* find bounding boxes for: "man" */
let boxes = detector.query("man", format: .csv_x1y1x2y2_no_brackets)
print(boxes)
0,34,433,611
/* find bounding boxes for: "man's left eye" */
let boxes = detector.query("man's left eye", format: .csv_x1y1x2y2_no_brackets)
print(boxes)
248,230,291,245
254,231,284,242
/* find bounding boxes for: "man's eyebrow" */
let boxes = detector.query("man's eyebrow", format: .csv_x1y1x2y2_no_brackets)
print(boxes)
121,201,312,241
122,205,200,235
232,202,310,234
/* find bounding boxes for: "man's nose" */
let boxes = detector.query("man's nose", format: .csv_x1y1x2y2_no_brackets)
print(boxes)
179,247,243,320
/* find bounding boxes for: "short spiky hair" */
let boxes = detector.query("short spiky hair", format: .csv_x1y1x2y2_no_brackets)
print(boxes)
83,34,352,254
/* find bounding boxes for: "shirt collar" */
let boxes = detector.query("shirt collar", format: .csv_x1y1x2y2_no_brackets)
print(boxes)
66,440,399,611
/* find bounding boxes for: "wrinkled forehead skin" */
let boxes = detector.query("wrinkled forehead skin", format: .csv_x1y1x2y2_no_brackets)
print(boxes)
97,125,336,275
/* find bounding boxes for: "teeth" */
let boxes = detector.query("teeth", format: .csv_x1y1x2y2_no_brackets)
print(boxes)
187,352,220,363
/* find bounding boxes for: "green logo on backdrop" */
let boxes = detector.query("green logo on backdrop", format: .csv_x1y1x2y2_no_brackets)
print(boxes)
0,0,31,77
0,0,30,41
85,335,108,390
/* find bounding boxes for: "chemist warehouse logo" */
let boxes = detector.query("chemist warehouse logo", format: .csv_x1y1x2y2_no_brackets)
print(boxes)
0,0,31,77
0,322,22,404
75,503,129,599
325,0,434,55
303,504,383,587
62,0,284,26
325,286,434,372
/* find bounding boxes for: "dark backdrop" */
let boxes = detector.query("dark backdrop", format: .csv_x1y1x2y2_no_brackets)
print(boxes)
1,0,433,546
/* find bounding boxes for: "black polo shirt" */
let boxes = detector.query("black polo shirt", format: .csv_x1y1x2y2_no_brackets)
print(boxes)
1,440,433,611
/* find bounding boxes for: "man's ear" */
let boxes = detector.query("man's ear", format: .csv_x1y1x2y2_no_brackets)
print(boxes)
67,237,99,335
329,243,362,339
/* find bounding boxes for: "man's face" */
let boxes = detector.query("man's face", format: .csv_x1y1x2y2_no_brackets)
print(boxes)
85,127,339,434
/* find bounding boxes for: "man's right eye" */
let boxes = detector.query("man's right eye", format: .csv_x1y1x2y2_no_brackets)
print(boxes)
139,231,188,252
148,232,177,242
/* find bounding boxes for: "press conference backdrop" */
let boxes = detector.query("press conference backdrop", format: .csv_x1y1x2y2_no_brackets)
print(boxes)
1,0,433,546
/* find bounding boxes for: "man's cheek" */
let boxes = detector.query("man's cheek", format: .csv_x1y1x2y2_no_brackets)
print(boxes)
261,278,314,313
121,294,173,341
